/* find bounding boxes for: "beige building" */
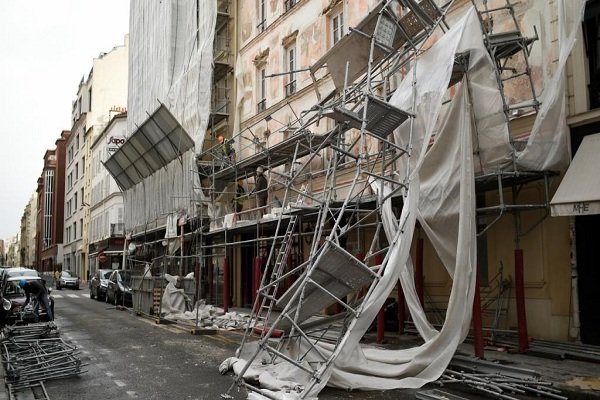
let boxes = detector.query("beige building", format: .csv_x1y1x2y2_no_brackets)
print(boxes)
112,1,597,353
200,0,600,347
19,193,37,268
80,36,129,282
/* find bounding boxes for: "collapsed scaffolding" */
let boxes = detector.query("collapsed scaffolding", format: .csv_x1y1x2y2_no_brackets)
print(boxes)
103,0,586,398
208,0,587,399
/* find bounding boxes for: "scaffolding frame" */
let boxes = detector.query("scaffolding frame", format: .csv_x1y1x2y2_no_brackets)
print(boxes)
213,0,455,398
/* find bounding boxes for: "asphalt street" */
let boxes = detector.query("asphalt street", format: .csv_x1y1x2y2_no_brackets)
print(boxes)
45,288,245,400
44,288,464,400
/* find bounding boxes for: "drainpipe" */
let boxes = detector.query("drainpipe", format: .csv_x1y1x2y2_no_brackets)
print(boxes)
569,217,581,342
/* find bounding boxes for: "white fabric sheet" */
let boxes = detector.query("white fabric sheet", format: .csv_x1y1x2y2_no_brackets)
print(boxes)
516,0,586,170
226,1,585,397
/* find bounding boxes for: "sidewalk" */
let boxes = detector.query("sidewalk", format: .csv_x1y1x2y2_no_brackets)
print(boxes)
138,303,600,399
365,332,600,399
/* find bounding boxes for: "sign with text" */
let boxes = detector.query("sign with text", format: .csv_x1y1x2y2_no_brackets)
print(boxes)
106,136,126,155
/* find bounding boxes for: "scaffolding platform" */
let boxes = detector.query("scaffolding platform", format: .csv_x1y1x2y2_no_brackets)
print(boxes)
324,95,412,140
197,130,338,182
310,0,442,91
276,242,376,331
486,31,537,60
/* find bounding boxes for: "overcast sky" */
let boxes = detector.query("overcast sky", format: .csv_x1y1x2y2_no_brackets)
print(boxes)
0,1,130,240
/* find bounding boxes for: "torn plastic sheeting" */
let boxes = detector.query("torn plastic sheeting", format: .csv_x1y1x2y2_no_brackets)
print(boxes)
228,1,584,397
515,0,586,171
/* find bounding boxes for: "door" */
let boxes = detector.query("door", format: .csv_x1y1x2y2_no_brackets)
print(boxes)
576,214,600,344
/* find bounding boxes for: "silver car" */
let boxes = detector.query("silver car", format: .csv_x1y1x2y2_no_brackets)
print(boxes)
56,271,80,290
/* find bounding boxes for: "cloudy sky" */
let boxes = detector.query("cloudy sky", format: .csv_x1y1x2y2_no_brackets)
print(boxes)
0,1,130,239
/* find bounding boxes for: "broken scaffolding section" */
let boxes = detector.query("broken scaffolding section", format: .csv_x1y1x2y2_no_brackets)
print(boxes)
225,0,452,398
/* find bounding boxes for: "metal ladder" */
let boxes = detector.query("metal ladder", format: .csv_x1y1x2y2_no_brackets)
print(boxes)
252,190,306,336
473,0,540,117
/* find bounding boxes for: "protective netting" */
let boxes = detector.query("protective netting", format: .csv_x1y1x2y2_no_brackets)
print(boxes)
124,0,215,231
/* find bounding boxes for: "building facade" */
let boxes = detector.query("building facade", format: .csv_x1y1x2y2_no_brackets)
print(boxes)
18,193,37,268
81,36,129,282
89,112,127,275
35,131,70,273
62,97,87,278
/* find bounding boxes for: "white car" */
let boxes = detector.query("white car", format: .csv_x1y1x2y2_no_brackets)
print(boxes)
56,270,80,290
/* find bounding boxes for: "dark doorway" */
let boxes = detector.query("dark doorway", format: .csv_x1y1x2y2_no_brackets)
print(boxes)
241,243,255,308
584,0,600,108
571,126,600,344
576,214,600,344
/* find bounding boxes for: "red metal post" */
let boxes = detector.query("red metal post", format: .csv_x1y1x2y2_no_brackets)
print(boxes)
377,308,385,344
416,237,424,306
208,262,214,303
397,281,405,334
253,257,262,304
223,256,230,313
515,248,529,352
472,267,484,358
373,253,385,343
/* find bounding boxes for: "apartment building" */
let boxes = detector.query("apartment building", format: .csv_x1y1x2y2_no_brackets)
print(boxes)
79,36,129,281
36,131,70,273
19,193,37,268
101,0,599,350
63,97,87,278
88,112,127,274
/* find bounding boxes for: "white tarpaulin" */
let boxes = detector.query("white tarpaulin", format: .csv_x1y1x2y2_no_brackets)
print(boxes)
516,0,587,170
224,0,584,398
124,0,215,232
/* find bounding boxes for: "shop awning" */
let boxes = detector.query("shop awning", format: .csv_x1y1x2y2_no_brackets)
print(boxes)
550,133,600,216
103,104,195,191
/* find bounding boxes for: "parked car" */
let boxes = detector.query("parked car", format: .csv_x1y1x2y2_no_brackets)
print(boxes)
56,270,80,290
90,269,113,301
0,269,54,326
106,270,133,306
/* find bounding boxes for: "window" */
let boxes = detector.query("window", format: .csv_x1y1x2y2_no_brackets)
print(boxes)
88,88,92,112
258,0,267,32
214,77,229,114
43,169,54,248
284,0,297,12
332,9,345,45
74,192,78,209
80,218,83,238
75,163,79,180
257,68,267,112
73,222,77,239
585,2,600,108
67,172,73,190
81,156,85,174
285,46,297,96
76,133,80,150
